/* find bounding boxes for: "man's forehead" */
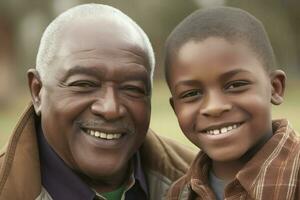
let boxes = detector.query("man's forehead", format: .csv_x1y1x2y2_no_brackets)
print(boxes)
54,17,147,61
43,18,150,79
61,17,143,47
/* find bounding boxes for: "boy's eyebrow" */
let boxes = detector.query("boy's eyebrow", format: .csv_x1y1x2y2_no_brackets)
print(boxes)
219,68,250,81
174,80,201,91
174,69,251,90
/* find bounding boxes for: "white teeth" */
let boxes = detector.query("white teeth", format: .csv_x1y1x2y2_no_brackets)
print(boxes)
95,131,100,137
100,132,106,138
221,127,227,133
205,123,240,135
86,129,122,140
91,130,95,136
213,129,220,135
107,134,113,139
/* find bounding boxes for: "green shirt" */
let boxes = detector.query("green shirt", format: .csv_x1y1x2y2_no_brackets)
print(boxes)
101,185,126,200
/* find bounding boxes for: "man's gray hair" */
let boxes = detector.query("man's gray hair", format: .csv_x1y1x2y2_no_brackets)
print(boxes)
36,3,155,84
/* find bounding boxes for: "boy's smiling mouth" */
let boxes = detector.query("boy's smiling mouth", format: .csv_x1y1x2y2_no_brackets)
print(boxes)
201,122,243,135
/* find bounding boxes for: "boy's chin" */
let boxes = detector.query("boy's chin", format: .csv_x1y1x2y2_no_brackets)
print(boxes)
207,149,247,163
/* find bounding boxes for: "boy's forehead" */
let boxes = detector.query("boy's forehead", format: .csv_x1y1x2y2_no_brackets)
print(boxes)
175,37,259,68
168,37,269,86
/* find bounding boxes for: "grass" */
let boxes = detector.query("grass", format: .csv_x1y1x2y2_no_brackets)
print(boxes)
0,80,299,149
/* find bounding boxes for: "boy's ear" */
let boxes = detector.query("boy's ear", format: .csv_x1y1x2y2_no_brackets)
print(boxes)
169,97,175,113
270,70,286,105
27,68,42,116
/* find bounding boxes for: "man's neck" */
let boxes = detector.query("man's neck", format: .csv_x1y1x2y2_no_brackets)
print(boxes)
76,162,131,194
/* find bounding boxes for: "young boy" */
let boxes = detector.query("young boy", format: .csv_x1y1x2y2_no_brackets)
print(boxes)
164,7,300,200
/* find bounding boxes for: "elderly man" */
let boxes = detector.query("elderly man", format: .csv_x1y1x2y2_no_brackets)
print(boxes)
0,4,195,200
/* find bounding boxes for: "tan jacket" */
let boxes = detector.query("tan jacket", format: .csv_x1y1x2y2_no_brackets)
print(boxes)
166,119,300,200
0,104,196,200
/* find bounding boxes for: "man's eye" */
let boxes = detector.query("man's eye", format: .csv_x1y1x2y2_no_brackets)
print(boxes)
123,86,147,97
225,81,250,90
69,81,97,88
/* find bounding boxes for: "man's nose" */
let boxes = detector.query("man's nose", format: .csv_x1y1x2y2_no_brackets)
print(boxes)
90,87,125,120
200,91,232,117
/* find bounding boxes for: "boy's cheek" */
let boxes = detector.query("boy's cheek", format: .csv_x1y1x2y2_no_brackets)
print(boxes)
175,106,196,134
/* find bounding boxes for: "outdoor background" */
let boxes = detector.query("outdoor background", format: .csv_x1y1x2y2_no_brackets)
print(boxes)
0,0,299,149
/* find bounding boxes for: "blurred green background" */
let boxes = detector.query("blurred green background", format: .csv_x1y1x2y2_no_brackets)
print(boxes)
0,0,299,148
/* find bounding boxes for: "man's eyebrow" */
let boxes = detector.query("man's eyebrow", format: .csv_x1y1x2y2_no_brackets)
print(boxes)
62,65,150,84
62,65,104,80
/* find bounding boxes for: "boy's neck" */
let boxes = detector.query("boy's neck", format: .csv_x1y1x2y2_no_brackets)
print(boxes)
212,160,244,181
211,131,273,181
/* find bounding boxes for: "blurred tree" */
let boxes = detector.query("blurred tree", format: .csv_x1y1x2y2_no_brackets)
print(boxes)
0,0,53,106
284,0,300,74
227,0,299,75
0,15,15,106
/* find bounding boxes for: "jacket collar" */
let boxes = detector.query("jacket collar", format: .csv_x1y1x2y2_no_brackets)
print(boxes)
0,104,149,200
0,103,196,200
0,104,41,199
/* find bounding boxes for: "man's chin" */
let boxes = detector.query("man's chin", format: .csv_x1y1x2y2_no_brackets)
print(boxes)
75,159,131,190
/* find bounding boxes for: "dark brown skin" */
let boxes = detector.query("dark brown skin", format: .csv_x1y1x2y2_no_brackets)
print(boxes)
28,18,151,192
168,37,285,181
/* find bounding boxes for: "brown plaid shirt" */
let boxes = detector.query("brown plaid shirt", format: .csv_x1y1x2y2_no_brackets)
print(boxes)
166,119,300,200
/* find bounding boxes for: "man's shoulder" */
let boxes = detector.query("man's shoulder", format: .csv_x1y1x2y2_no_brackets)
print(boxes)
0,143,7,168
165,174,191,200
140,129,197,181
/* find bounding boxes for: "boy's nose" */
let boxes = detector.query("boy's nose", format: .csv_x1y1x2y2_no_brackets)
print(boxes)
200,92,232,117
90,87,126,120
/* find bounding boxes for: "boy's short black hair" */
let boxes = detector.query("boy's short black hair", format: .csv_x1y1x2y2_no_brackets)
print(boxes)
164,7,276,84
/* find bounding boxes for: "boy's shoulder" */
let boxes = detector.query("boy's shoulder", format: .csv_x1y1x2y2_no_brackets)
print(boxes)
240,119,300,199
272,119,300,147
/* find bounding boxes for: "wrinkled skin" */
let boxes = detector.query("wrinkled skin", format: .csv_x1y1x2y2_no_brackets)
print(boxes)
28,18,151,192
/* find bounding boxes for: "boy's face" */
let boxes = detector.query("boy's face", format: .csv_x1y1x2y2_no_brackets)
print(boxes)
168,37,285,162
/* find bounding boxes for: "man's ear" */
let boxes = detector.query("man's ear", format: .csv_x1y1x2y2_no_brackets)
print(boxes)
27,69,42,116
270,70,286,105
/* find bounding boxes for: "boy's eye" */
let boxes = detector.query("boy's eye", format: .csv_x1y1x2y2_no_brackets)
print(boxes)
180,90,203,99
225,80,250,91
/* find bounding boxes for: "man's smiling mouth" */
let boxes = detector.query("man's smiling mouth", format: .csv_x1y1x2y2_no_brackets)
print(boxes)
202,122,243,135
77,120,134,141
82,128,124,140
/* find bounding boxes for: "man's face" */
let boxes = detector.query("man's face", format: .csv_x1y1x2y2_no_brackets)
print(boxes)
169,37,278,162
36,19,151,181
